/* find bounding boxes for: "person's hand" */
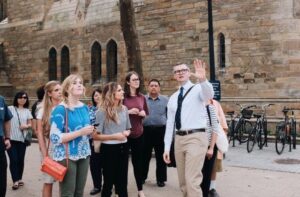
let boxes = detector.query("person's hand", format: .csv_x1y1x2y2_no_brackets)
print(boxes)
92,131,100,140
163,151,170,164
4,139,11,150
19,124,28,130
190,59,207,82
122,130,131,137
138,110,146,117
80,125,94,136
128,108,139,115
206,147,214,159
115,133,127,141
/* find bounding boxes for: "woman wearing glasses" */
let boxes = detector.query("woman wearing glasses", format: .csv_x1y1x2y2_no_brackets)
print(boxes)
7,91,33,190
123,71,149,197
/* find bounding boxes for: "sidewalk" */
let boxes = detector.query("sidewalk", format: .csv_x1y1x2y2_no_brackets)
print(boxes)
5,142,300,197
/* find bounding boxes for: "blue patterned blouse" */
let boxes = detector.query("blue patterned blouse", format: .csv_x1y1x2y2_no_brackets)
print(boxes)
50,104,91,161
88,105,97,125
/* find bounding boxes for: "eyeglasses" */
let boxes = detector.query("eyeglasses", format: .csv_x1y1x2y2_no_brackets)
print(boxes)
18,96,28,99
173,69,189,75
131,78,140,82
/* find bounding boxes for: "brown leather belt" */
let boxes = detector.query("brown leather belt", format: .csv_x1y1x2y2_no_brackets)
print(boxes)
176,128,206,136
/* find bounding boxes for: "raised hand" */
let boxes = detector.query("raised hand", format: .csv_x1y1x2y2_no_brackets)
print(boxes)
190,59,207,82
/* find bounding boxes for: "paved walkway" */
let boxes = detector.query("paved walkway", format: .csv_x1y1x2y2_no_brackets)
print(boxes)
5,142,300,197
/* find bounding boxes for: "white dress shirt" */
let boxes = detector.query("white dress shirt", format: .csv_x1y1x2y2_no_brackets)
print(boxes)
164,80,214,152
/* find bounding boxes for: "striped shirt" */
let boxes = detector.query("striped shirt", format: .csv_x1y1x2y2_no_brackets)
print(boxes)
8,106,33,142
205,104,220,143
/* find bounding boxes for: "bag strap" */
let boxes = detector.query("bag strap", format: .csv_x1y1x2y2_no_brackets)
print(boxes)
206,105,212,126
46,106,69,168
182,85,195,100
172,85,195,135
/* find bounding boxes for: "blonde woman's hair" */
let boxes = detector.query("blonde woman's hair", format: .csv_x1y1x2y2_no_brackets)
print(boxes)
39,80,61,137
61,74,85,105
100,82,122,124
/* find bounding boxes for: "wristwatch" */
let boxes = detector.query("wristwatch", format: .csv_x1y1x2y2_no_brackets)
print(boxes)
4,137,10,141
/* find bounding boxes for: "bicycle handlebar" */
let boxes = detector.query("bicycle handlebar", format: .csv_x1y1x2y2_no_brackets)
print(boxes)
235,103,256,110
283,106,300,112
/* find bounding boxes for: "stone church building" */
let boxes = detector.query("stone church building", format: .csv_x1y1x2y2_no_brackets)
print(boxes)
0,0,300,115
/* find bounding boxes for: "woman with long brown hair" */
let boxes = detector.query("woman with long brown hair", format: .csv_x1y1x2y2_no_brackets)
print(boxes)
36,81,62,197
123,71,148,197
93,82,131,197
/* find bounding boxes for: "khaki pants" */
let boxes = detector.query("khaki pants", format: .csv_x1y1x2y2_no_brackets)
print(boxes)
175,132,208,197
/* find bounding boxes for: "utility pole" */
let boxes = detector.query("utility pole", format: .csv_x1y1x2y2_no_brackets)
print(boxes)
207,0,221,100
207,0,215,81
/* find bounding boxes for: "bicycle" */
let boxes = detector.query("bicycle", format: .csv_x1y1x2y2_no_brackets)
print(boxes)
247,104,274,153
227,104,255,147
275,107,297,155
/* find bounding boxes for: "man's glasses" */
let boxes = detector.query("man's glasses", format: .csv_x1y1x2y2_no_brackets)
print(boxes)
173,69,189,75
18,96,28,99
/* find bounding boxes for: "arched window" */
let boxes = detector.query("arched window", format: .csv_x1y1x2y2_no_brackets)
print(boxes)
48,48,57,80
218,33,226,68
91,42,102,84
0,0,7,21
106,40,118,82
0,44,4,68
61,46,70,81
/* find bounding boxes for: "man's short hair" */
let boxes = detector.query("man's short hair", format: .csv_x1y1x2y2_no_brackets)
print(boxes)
173,64,190,72
36,85,45,101
148,79,160,86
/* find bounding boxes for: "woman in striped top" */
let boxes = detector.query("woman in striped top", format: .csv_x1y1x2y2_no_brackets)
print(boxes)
7,91,33,190
201,103,220,197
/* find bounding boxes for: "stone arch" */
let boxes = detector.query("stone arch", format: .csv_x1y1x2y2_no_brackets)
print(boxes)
106,39,118,82
61,45,70,81
91,41,102,84
48,47,57,80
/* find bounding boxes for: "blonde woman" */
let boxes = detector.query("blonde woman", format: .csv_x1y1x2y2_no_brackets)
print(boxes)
36,81,62,197
49,74,94,197
93,82,131,197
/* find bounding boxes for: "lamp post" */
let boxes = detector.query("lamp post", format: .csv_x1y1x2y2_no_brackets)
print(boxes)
207,0,215,81
207,0,221,100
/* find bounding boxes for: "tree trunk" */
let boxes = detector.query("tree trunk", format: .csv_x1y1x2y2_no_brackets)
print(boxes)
119,0,145,91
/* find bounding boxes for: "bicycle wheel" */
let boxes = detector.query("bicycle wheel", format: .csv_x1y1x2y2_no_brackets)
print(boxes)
237,120,252,143
275,126,285,155
257,123,264,149
247,127,256,153
227,120,233,143
291,119,297,149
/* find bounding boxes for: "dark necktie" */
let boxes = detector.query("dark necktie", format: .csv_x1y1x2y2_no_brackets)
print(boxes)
175,87,184,130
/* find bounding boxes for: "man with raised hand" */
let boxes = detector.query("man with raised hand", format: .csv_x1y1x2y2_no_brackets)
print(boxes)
163,59,214,197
